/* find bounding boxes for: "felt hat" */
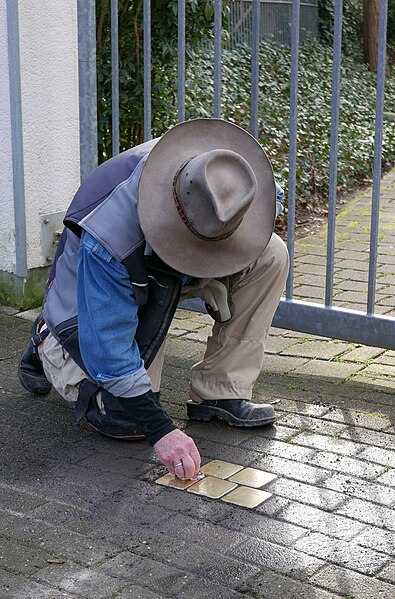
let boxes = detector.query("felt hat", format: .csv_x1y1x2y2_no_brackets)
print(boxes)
137,118,276,278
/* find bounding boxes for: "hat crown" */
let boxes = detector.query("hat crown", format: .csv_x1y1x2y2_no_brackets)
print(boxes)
175,149,257,240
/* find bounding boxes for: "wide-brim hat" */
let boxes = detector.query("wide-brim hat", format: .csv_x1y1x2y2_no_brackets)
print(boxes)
137,118,275,278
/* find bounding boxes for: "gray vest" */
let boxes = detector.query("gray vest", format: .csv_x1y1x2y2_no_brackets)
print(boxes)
43,139,158,345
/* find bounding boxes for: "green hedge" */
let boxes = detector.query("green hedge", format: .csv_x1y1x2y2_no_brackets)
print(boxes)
147,40,395,209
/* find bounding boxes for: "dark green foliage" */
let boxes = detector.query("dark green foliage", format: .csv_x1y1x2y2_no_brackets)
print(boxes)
182,40,395,209
319,0,395,51
96,0,224,160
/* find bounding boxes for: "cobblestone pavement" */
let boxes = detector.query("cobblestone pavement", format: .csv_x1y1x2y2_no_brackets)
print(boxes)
0,171,395,599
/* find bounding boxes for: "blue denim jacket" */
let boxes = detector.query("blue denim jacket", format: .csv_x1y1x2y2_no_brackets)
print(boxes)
77,184,285,397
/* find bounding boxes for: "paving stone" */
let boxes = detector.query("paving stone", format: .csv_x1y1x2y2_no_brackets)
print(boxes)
0,484,49,513
294,532,390,575
219,510,307,545
309,451,386,480
322,408,391,431
361,362,395,377
260,354,310,374
247,422,300,442
357,446,395,468
277,501,366,541
282,341,353,360
356,526,395,555
240,436,315,462
333,278,371,292
293,273,326,287
184,326,212,342
376,468,395,487
0,511,116,567
97,551,192,596
268,478,346,511
31,562,123,598
270,399,331,418
276,413,349,436
239,568,344,599
0,537,50,575
228,537,324,580
292,359,363,379
177,577,246,599
132,536,260,586
378,563,395,584
153,513,249,553
290,432,360,456
116,586,164,599
265,336,300,354
351,373,395,390
0,569,73,599
337,498,395,530
310,564,395,599
322,472,395,506
165,337,204,360
334,268,368,282
250,454,329,486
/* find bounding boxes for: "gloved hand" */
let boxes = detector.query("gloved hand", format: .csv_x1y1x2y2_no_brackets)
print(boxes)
194,278,234,323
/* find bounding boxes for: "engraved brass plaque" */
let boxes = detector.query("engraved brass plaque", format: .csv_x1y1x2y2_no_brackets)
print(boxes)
155,473,200,490
187,476,237,499
222,486,272,508
228,467,277,488
200,460,244,479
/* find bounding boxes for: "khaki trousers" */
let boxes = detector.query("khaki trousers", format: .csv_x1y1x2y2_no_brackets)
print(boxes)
41,233,289,402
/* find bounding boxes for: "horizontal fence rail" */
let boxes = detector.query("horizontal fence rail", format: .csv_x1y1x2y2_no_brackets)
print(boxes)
78,0,395,349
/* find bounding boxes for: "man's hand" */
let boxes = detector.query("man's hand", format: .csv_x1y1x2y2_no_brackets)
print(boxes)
153,429,201,479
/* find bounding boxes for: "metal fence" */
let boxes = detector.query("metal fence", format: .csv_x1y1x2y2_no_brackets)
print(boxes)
227,0,318,47
78,0,395,349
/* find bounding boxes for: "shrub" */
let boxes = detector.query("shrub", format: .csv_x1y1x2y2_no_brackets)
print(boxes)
182,40,395,209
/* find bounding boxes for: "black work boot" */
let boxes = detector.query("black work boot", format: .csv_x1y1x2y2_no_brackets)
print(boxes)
186,390,275,427
18,316,52,395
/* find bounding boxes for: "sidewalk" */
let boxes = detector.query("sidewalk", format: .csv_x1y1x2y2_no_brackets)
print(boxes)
0,171,394,598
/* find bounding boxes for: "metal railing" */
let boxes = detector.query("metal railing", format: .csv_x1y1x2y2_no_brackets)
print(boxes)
227,0,318,47
78,0,395,349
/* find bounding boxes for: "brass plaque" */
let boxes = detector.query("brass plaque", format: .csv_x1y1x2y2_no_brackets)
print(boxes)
155,473,201,490
228,467,277,488
222,486,272,508
187,476,237,499
200,460,244,479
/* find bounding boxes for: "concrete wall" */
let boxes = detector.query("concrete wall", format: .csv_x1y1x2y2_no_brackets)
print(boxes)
19,0,80,269
0,0,80,275
0,0,16,272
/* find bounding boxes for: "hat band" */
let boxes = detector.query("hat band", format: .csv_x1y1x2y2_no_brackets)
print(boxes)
172,160,242,242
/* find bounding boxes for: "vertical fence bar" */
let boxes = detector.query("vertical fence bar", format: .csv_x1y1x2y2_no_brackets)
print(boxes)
77,0,97,180
324,0,343,307
143,0,152,141
6,0,27,278
250,0,260,138
178,0,186,123
111,0,119,155
213,0,222,118
285,0,300,300
367,0,388,314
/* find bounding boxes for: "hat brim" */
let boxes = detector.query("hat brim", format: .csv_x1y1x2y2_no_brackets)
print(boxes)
137,119,276,278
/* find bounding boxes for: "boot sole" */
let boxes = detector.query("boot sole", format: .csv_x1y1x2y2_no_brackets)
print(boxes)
186,402,275,427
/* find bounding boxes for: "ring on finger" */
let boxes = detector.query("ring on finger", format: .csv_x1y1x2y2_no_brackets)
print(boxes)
174,461,183,468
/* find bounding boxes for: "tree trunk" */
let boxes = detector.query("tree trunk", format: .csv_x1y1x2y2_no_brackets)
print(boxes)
363,0,380,71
